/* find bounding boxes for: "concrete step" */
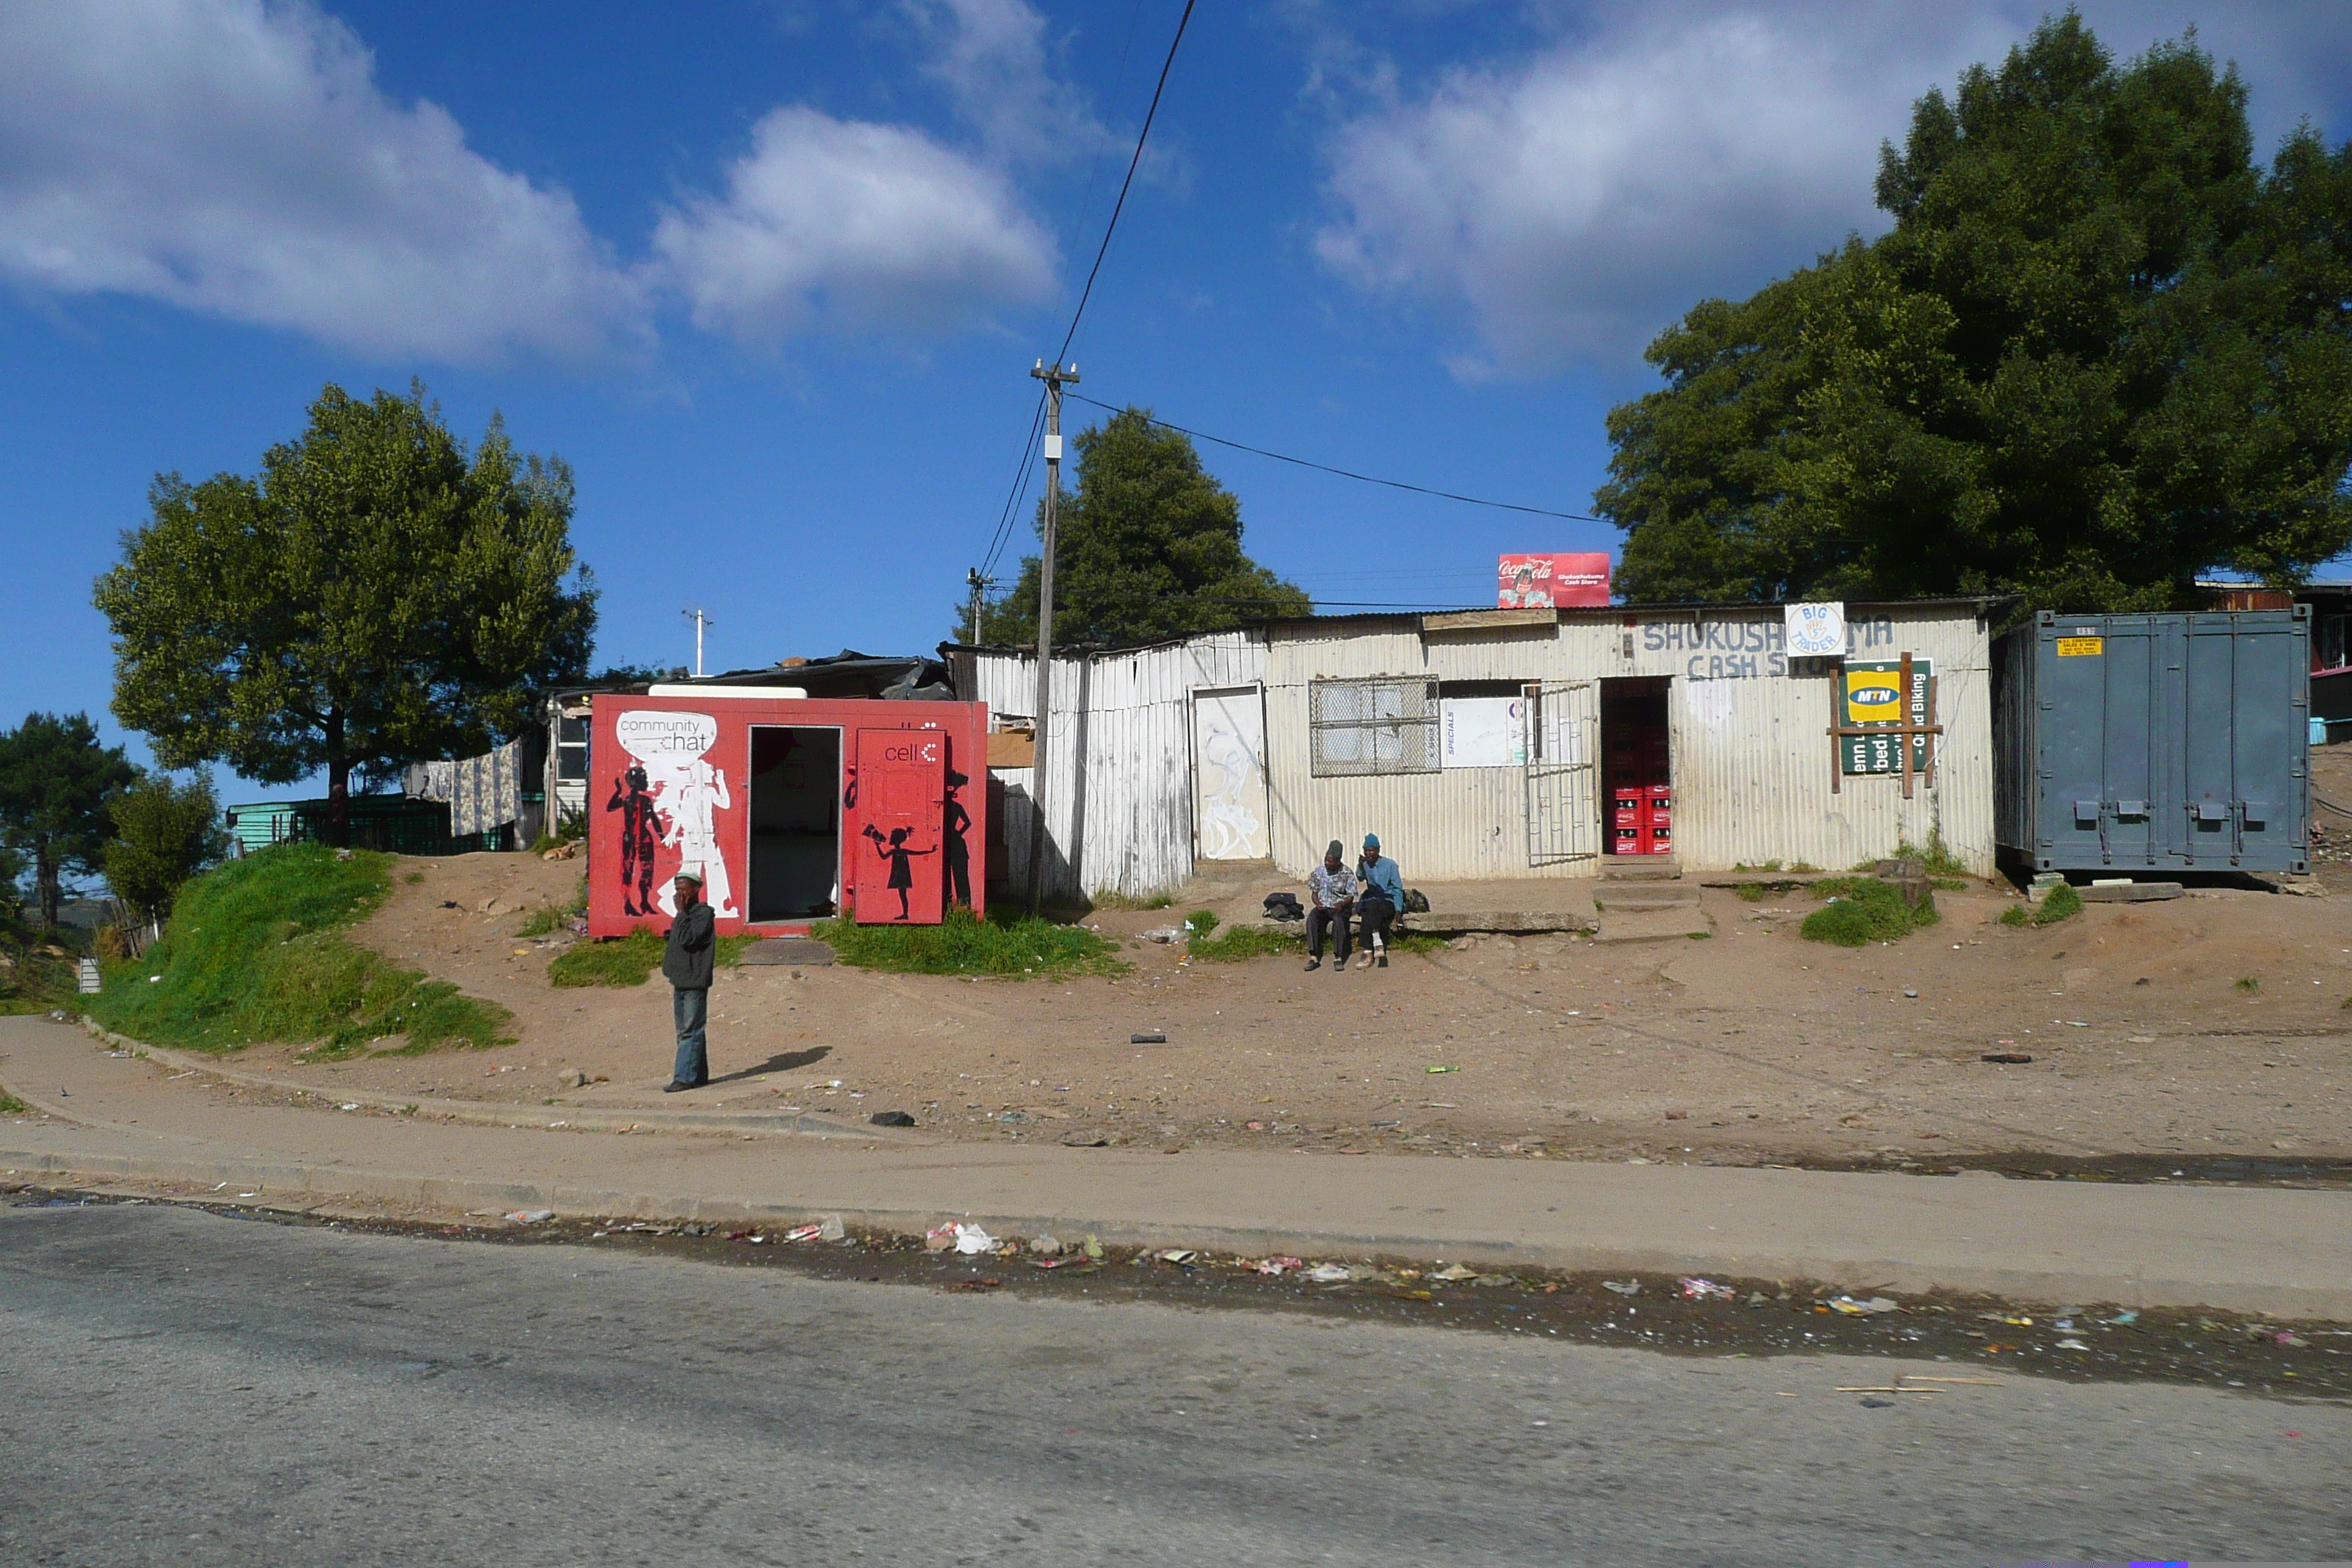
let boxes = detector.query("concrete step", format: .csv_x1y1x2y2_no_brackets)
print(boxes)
1410,909,1598,935
1596,905,1715,943
1593,883,1701,911
1599,857,1682,882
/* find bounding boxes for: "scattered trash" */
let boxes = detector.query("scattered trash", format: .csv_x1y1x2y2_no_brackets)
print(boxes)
1601,1279,1641,1296
1029,1235,1063,1256
503,1209,555,1224
1156,1249,1199,1265
2057,1338,2090,1351
1032,1256,1092,1270
924,1225,960,1251
1252,1256,1305,1275
1827,1295,1899,1315
1432,1263,1477,1281
1425,1064,1459,1074
2278,1333,2310,1349
2103,1311,2139,1326
1131,1031,1167,1044
1679,1277,1735,1301
1142,927,1183,944
952,1223,995,1255
783,1223,825,1243
869,1110,917,1127
817,1214,845,1242
1980,1052,2035,1064
944,1278,1003,1292
1857,1397,1897,1408
1901,987,1918,998
1082,1236,1105,1259
1305,1263,1354,1284
339,1103,359,1112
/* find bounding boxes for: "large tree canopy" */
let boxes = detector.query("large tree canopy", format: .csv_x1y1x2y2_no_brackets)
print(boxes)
1599,14,2352,610
977,408,1311,647
96,383,596,840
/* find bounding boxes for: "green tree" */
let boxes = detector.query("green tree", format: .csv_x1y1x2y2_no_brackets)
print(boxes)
96,382,597,843
0,713,136,928
976,408,1311,646
1599,14,2352,610
102,773,230,927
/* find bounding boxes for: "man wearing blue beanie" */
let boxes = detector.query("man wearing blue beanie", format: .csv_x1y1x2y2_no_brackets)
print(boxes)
1356,834,1403,968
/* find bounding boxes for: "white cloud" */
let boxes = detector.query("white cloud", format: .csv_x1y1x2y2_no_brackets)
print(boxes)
904,0,1117,166
0,0,645,364
652,106,1058,344
1313,1,2349,378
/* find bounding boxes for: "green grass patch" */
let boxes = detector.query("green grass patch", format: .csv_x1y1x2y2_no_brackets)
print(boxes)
1896,829,1970,879
0,938,81,1017
1182,909,1220,938
1088,889,1175,911
1394,930,1449,954
813,905,1127,979
1801,877,1940,946
87,843,510,1055
1188,923,1303,962
1999,883,2082,927
1788,862,1822,874
517,875,588,938
548,927,755,987
1731,859,1784,873
0,1090,28,1115
2234,976,2261,994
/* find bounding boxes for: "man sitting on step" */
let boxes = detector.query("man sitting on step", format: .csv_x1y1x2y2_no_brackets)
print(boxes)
1303,841,1355,973
1354,833,1403,969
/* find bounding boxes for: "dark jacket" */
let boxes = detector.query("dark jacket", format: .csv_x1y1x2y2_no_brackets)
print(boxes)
663,901,715,989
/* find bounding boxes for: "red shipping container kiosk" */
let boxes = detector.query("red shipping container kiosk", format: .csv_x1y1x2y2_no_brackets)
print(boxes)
586,691,988,937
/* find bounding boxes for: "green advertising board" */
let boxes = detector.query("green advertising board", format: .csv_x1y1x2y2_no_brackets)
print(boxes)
1839,659,1932,776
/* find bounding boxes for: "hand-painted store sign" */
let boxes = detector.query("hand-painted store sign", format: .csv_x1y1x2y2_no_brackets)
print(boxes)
1642,615,1899,680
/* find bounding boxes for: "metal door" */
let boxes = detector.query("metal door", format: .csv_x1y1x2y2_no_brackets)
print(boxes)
853,729,946,924
1523,681,1599,866
1191,685,1271,861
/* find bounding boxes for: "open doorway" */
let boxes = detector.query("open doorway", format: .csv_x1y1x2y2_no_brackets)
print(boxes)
747,726,841,921
1600,678,1671,856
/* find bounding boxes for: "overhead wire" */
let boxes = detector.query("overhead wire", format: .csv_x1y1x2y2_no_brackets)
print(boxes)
1065,391,1605,523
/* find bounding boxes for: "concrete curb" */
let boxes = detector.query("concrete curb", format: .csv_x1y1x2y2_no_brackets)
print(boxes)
70,1019,914,1143
5,1141,2348,1319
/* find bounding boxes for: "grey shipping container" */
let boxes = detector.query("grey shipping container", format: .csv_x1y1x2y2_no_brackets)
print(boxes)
1994,609,2308,874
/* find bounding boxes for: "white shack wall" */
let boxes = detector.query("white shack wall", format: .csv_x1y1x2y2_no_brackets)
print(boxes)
1259,606,1994,881
971,633,1264,897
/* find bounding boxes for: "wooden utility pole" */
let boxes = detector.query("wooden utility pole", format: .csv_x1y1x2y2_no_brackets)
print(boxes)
965,567,991,646
1025,358,1078,913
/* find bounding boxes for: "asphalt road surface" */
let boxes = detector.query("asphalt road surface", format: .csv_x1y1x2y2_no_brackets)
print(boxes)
2,1202,2345,1567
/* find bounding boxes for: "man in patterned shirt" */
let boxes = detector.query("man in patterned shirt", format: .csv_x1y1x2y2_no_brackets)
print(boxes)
1304,840,1355,973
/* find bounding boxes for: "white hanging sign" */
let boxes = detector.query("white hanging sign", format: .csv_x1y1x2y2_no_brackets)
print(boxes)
1784,601,1847,658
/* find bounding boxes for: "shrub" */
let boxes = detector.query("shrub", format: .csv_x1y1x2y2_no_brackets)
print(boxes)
1800,877,1940,946
1188,924,1302,962
2000,883,2082,927
88,843,509,1053
1182,909,1220,938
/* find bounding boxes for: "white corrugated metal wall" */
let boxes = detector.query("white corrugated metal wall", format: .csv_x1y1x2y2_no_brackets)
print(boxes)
970,633,1264,897
970,605,1995,893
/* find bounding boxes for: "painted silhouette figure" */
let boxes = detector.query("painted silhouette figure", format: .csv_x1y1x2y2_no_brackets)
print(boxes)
941,769,973,908
657,756,737,919
606,764,660,915
862,823,936,921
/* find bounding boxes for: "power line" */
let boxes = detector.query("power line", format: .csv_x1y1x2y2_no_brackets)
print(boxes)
1055,0,1194,368
980,389,1047,579
1065,391,1605,524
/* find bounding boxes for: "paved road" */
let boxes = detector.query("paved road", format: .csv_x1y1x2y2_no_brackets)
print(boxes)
2,1202,2344,1567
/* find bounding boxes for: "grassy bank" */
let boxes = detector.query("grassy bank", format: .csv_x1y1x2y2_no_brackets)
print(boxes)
90,843,510,1055
1801,877,1941,946
549,929,756,987
815,905,1127,979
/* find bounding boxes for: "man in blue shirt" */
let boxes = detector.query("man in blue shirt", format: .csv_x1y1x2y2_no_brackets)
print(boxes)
1356,834,1403,969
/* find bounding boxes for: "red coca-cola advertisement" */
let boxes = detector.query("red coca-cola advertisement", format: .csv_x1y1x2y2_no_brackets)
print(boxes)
1498,552,1611,608
587,693,987,937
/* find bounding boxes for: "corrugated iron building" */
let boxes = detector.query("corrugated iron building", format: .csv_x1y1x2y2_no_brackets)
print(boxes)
949,599,2000,898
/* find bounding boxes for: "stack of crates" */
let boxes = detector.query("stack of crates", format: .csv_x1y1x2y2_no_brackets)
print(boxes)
1607,725,1673,856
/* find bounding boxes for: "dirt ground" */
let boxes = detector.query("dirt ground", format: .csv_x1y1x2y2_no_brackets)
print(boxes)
208,777,2352,1170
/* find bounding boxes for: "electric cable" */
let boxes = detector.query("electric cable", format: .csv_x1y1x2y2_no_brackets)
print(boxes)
1065,391,1605,523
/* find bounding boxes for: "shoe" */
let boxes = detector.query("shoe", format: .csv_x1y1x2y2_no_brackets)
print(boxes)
1304,958,1321,972
1376,952,1389,968
663,1079,693,1093
1354,951,1373,969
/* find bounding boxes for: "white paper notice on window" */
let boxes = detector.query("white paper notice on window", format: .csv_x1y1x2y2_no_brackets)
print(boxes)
1784,602,1847,658
1441,697,1523,768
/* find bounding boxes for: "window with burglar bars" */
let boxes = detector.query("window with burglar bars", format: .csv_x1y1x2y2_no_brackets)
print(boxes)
1308,676,1440,777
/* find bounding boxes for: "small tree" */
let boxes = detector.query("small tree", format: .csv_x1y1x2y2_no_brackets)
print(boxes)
95,382,597,844
975,408,1311,646
0,713,137,928
103,774,230,927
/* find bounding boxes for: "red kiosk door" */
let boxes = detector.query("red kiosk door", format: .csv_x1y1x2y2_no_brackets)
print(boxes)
853,730,946,924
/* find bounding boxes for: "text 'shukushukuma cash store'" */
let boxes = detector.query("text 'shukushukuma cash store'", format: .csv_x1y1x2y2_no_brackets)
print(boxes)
585,692,990,937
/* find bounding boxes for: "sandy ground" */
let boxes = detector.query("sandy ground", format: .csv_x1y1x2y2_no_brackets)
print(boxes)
190,784,2347,1169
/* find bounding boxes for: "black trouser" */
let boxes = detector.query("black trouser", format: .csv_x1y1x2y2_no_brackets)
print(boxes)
1307,904,1353,963
1358,895,1395,951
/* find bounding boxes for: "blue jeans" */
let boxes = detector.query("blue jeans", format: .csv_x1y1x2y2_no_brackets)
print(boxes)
672,987,709,1085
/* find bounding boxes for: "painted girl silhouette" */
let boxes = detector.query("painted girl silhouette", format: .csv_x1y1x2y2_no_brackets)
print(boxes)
862,823,936,921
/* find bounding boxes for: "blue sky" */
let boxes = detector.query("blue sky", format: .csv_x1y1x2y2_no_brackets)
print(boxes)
3,0,2348,792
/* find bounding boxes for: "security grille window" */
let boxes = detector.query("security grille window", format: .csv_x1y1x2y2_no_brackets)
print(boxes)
1309,676,1440,777
557,712,589,781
